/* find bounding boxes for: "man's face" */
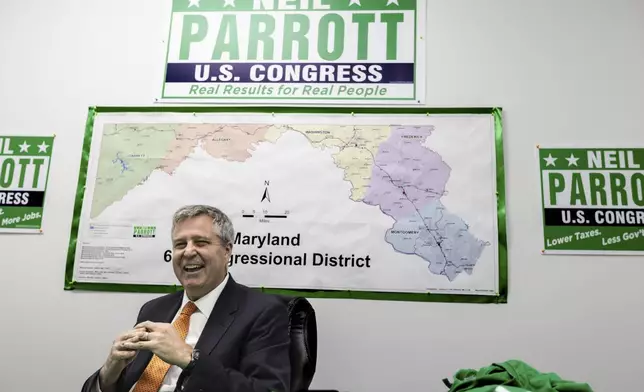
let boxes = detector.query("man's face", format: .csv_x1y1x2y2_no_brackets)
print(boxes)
171,215,231,300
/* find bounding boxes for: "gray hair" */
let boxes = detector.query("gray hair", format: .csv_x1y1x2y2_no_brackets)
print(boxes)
171,204,235,246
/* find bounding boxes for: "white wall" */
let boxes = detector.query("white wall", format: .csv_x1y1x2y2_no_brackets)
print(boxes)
1,1,643,391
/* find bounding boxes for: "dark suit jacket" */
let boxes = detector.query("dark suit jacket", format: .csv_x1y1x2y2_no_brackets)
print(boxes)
81,276,291,392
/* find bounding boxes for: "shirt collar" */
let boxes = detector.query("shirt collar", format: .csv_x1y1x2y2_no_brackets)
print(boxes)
181,272,229,319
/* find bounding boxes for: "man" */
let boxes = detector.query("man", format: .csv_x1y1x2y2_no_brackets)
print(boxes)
81,205,292,392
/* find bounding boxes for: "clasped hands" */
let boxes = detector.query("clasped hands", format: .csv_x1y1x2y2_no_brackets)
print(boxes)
114,321,193,369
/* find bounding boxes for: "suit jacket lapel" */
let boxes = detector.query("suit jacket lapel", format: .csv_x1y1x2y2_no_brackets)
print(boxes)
122,292,183,390
195,277,240,355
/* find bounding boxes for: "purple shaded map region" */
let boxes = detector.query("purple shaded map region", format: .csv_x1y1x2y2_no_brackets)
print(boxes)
386,200,489,281
363,125,489,281
363,126,449,219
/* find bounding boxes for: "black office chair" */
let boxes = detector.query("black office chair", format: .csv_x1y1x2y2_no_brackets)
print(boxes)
279,296,338,392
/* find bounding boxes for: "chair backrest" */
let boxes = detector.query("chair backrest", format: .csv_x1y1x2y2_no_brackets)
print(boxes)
278,295,318,392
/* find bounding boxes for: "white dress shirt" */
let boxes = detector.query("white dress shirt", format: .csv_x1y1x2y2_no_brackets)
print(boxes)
96,273,229,392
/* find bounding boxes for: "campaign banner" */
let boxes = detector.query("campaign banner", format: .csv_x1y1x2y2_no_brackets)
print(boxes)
539,147,644,255
159,0,425,104
0,136,54,233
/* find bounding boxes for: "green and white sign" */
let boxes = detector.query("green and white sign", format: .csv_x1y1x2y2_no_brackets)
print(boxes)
159,0,425,104
0,136,54,233
539,147,644,255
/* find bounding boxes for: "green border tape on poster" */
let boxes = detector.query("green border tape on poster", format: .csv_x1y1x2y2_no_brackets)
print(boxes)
64,106,508,304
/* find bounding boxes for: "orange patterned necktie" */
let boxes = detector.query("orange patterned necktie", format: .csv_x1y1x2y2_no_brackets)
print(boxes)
132,301,198,392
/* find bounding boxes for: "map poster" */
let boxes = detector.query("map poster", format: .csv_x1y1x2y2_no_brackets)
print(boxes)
65,107,507,304
538,147,644,255
158,0,426,104
0,135,54,233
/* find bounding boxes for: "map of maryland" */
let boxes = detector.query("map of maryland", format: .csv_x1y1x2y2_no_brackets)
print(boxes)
91,123,489,281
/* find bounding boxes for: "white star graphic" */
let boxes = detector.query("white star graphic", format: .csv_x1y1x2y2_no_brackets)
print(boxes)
349,0,361,6
565,153,579,167
543,153,557,167
223,0,235,7
386,0,399,5
19,141,30,153
37,141,49,153
188,0,200,7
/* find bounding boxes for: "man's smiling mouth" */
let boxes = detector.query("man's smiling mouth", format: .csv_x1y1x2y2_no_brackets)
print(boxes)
183,264,204,272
